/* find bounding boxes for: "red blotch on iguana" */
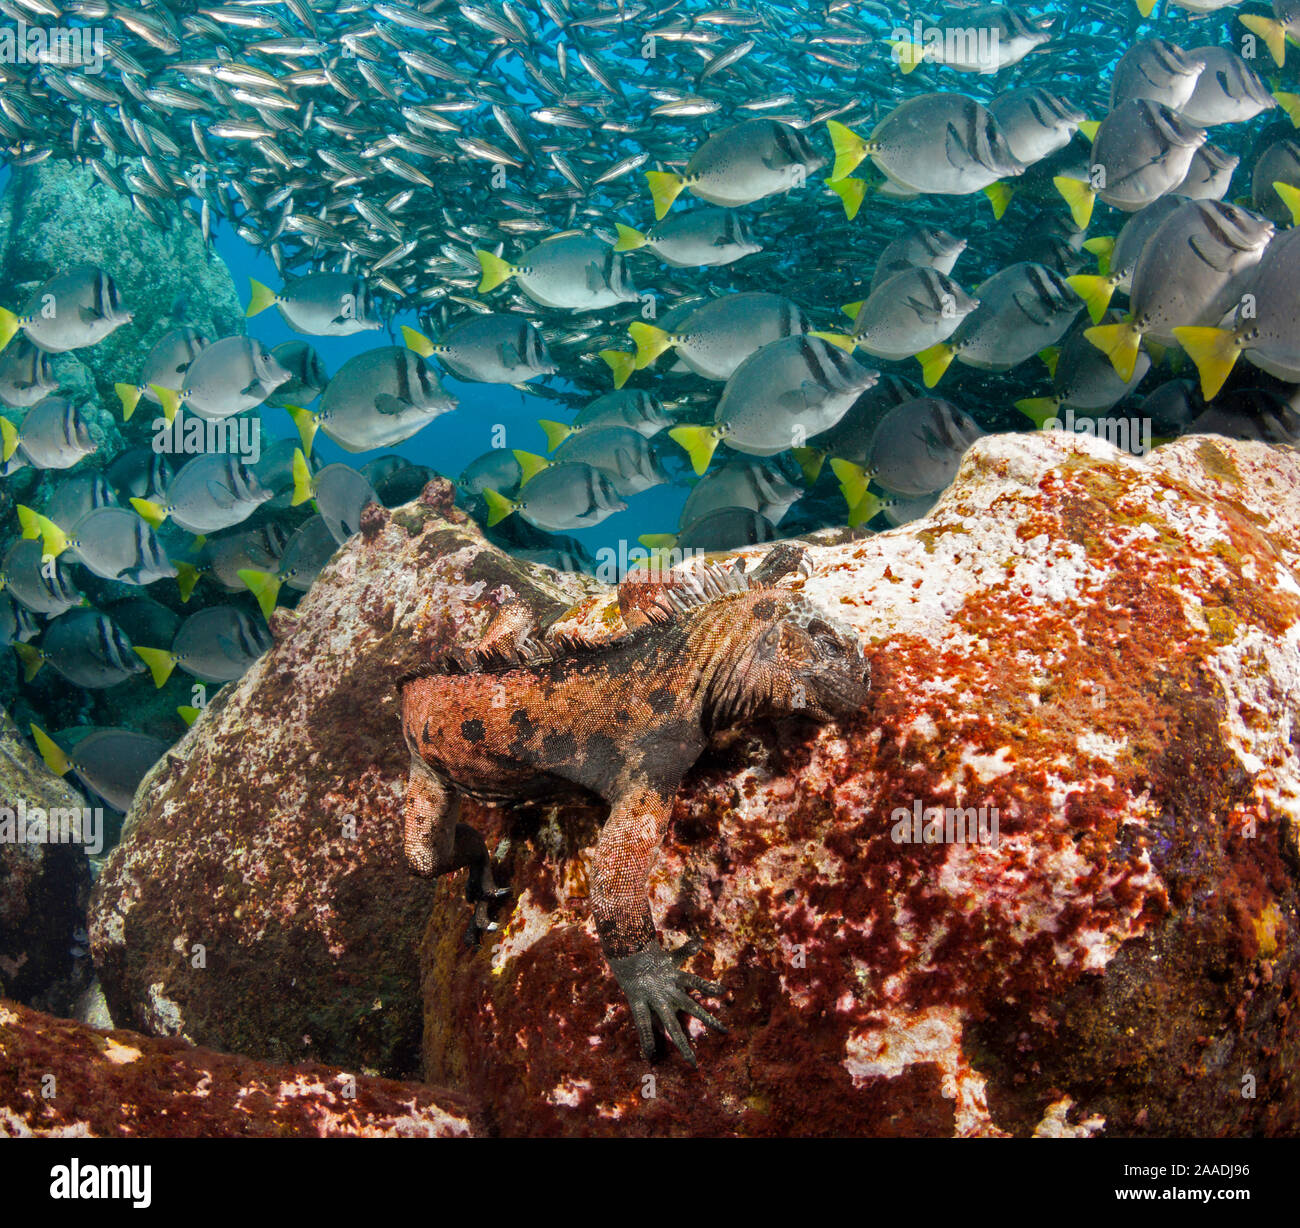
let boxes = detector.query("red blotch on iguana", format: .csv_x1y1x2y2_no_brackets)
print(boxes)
399,544,870,1065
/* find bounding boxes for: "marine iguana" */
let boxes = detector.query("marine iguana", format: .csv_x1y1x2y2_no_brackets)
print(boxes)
400,545,870,1064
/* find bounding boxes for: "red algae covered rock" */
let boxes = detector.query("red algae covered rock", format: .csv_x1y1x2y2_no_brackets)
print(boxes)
418,433,1300,1137
0,708,93,1015
87,480,601,1078
0,998,477,1137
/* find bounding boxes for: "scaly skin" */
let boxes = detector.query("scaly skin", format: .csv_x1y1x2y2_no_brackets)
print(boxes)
400,551,870,1064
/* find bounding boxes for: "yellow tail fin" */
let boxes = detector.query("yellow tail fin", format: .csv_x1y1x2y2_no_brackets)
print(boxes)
482,487,518,527
1078,121,1102,143
538,419,572,452
150,384,183,423
984,182,1015,222
13,643,43,682
130,497,168,530
827,177,868,221
841,301,865,322
628,322,675,369
238,567,283,621
286,405,318,457
600,349,636,389
829,459,871,513
614,223,647,252
826,120,870,182
848,492,885,529
1067,274,1119,325
1016,398,1062,429
176,562,200,603
246,277,277,317
115,382,143,422
16,504,41,539
1054,176,1096,230
291,447,315,507
1085,321,1144,383
0,307,19,354
1038,347,1061,379
1134,0,1156,18
0,417,17,462
177,705,201,727
133,646,178,689
401,325,436,358
33,512,68,561
1275,92,1300,128
1242,14,1288,66
1274,181,1300,225
1082,235,1115,276
30,724,70,776
637,533,678,551
668,425,722,476
810,331,856,353
475,249,514,293
886,38,925,74
791,447,826,485
511,449,550,484
916,343,956,389
645,171,686,220
1173,326,1242,400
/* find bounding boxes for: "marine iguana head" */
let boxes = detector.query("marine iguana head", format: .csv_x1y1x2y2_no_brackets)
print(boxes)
692,589,870,728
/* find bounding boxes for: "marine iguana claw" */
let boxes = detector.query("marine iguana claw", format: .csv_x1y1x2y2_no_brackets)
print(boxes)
608,939,726,1066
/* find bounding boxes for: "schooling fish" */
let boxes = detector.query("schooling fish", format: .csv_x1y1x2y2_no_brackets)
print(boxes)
131,452,272,535
1,537,84,616
239,514,339,620
153,335,291,422
403,313,556,383
866,226,968,296
264,341,329,409
0,266,132,355
43,472,118,530
613,207,762,268
839,267,979,362
1109,40,1205,111
31,725,169,813
644,119,825,218
288,347,457,454
483,461,626,532
625,293,811,382
525,425,668,496
679,458,803,528
0,397,95,469
0,338,57,407
135,604,272,687
15,609,144,689
32,506,177,586
828,95,1025,197
539,390,672,448
476,233,638,311
1179,46,1277,128
671,336,879,474
245,271,382,336
290,451,380,545
115,326,210,420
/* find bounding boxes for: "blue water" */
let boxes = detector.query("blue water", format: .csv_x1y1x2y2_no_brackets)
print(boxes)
220,214,690,558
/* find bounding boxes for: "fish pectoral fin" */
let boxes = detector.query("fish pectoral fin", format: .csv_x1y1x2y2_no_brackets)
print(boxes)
1187,232,1236,274
374,393,411,416
1012,290,1054,328
204,479,239,509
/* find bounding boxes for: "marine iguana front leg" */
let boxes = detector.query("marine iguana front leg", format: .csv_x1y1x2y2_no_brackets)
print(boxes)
592,780,726,1065
403,756,509,944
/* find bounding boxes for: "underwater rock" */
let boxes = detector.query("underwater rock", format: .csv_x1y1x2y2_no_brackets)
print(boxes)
0,162,244,415
0,708,93,1015
89,436,1300,1134
0,998,478,1137
409,432,1298,1137
88,481,602,1078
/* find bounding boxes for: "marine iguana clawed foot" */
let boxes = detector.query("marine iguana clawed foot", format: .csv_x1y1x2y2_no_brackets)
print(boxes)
607,937,726,1066
457,823,511,947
